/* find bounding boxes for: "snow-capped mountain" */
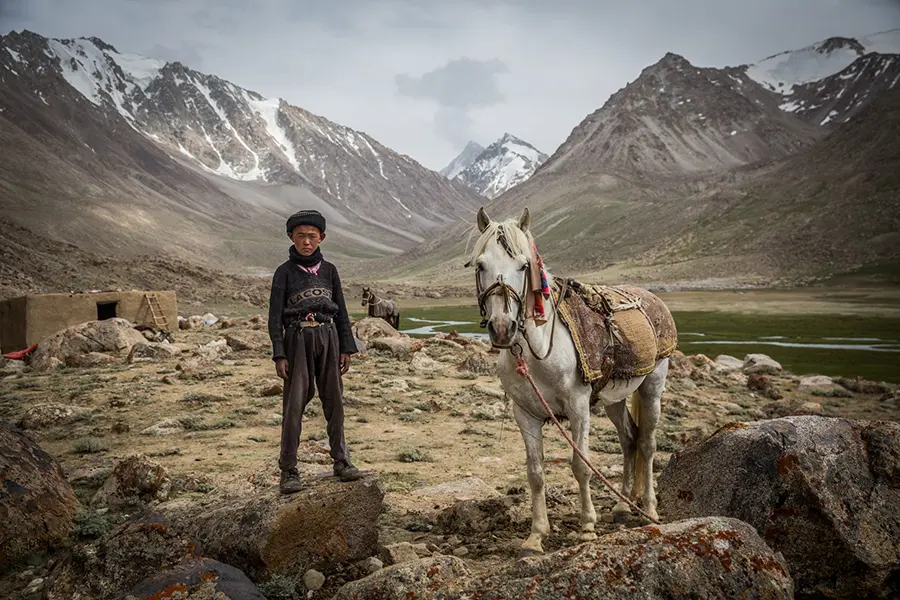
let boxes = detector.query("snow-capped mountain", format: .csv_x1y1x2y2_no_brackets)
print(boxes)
744,30,900,127
0,30,484,269
453,134,548,199
541,29,900,178
440,141,484,179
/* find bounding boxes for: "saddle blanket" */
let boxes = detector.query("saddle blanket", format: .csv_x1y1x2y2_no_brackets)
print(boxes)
553,280,678,389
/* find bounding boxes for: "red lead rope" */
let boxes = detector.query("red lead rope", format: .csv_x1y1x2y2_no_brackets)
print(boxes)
514,354,661,525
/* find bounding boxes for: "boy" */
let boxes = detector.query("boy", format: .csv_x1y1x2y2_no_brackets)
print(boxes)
268,209,361,494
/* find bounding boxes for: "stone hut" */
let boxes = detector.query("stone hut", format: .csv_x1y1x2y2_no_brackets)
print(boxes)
0,290,176,354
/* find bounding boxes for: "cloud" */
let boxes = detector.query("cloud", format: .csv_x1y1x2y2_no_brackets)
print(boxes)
395,57,509,147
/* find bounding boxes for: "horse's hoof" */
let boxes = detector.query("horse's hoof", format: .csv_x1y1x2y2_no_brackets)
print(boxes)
578,531,598,542
517,547,543,560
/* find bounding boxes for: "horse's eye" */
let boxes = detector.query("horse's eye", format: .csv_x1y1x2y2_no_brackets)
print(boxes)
476,263,484,272
519,263,528,272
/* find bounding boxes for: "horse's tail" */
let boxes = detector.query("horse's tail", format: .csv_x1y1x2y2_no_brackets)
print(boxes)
629,389,646,502
393,311,401,330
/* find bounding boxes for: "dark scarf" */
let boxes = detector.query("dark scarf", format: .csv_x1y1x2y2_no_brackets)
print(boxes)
289,246,324,268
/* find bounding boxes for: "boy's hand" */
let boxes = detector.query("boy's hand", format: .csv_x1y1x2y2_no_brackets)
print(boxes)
275,358,289,380
340,353,351,374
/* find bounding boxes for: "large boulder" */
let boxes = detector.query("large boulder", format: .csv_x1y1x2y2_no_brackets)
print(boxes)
335,517,793,599
30,318,146,371
370,337,424,359
353,317,400,343
658,416,900,599
91,454,172,507
0,421,79,570
223,330,271,352
165,474,385,579
45,511,203,600
123,557,266,600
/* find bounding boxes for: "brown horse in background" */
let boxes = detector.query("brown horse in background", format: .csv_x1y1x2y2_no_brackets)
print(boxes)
361,286,401,330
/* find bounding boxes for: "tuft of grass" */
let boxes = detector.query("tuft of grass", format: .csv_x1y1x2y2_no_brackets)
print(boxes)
74,438,109,454
396,447,433,463
258,576,300,600
72,508,110,539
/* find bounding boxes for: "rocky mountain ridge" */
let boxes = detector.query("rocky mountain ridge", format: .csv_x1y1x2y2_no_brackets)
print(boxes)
0,30,483,276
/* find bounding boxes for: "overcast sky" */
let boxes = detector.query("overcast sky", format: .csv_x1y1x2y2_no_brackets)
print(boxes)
3,0,900,170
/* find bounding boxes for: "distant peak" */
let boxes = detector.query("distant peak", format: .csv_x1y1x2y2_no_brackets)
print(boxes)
659,52,693,66
816,36,865,55
83,36,119,53
497,132,526,145
463,140,485,151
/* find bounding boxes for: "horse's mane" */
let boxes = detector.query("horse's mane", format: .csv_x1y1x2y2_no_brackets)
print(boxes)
466,219,535,266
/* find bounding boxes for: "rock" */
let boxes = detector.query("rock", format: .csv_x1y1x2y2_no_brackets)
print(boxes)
224,330,270,352
743,353,783,376
165,475,384,579
748,374,783,400
124,557,266,600
457,350,496,375
835,377,893,395
427,337,464,350
472,383,505,399
303,568,326,591
381,542,420,565
65,351,118,368
713,354,744,371
452,546,469,557
91,454,171,506
335,518,792,599
259,378,284,396
797,375,838,394
880,390,900,406
381,378,410,392
353,317,400,343
140,419,184,436
410,352,442,374
18,402,88,429
657,416,900,599
371,337,424,358
30,318,147,371
470,402,507,420
194,338,233,361
45,511,203,600
0,356,25,372
436,496,526,535
130,341,182,361
333,556,472,600
0,422,78,570
359,556,383,574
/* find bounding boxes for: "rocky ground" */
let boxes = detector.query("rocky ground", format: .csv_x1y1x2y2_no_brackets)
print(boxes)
1,315,898,599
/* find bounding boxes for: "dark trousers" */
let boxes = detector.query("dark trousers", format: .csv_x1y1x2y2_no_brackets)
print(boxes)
278,323,349,471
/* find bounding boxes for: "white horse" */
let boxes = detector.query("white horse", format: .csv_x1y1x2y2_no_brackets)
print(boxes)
467,206,673,556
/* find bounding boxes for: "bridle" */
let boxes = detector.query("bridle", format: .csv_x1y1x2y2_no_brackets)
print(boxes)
362,289,383,307
473,231,566,361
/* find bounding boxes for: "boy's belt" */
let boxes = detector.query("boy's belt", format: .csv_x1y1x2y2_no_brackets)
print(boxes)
287,313,333,330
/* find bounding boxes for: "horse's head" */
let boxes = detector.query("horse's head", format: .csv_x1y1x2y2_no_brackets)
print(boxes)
466,206,533,349
361,286,370,306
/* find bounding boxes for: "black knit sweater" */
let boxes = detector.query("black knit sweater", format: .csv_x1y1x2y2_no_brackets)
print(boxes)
267,248,357,360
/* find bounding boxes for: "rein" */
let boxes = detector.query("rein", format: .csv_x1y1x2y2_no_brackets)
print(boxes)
511,346,661,525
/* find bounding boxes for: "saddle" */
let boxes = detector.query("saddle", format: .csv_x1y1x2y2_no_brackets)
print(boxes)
552,279,678,404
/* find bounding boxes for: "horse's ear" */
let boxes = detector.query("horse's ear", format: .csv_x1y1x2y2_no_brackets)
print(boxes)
518,207,531,232
477,207,491,233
